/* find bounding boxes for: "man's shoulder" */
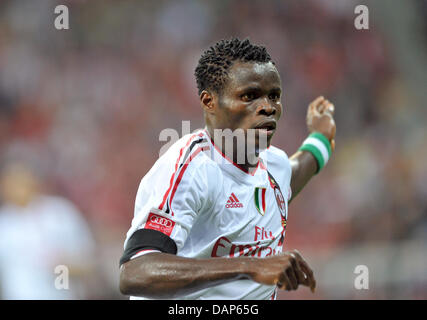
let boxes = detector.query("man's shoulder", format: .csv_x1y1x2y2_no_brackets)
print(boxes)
154,130,220,177
262,145,292,180
263,145,290,164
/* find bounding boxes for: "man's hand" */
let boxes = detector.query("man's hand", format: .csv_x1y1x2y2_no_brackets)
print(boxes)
306,96,336,151
249,249,316,293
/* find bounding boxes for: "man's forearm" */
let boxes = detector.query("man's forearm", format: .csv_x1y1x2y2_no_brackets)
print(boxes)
119,252,251,299
119,250,316,298
289,150,318,202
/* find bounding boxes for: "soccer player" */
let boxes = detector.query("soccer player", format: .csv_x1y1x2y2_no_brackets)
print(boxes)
119,38,336,300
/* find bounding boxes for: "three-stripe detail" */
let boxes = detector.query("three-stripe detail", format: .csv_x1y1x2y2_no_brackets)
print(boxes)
159,133,209,215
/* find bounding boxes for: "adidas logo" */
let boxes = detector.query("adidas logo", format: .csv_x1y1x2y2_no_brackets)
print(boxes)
225,193,243,208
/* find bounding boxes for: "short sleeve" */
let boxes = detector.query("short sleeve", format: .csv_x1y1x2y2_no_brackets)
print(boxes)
120,136,216,265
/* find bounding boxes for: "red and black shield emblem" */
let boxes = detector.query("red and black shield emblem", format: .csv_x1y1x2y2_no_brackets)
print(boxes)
267,171,288,231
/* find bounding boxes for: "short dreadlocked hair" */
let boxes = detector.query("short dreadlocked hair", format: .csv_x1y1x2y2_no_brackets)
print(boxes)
195,38,274,95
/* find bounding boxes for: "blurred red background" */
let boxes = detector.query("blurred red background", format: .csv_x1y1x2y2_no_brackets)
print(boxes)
0,0,426,299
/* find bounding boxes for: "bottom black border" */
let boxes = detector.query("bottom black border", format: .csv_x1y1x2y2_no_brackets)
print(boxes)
1,300,426,318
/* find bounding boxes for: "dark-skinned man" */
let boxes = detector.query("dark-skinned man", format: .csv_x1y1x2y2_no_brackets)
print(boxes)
119,38,336,300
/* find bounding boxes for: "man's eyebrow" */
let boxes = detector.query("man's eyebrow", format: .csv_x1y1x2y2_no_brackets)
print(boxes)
236,85,282,94
238,85,262,92
238,85,278,92
269,87,282,93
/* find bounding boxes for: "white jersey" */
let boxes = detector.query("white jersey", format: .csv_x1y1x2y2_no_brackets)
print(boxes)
121,129,292,300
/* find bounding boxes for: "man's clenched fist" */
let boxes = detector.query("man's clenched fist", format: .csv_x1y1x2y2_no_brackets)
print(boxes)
249,249,316,293
306,96,336,151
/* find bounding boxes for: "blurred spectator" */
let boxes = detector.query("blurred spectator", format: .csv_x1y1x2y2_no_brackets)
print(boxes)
0,162,95,299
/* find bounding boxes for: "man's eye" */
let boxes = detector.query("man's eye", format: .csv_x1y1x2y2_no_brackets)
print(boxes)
242,93,255,101
269,93,280,101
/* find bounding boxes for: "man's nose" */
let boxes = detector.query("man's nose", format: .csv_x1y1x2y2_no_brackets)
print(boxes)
256,98,276,116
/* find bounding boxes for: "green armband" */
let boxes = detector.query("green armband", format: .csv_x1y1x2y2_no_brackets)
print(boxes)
298,132,332,173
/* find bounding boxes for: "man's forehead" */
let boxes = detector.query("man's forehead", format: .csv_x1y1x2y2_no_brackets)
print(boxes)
227,61,281,87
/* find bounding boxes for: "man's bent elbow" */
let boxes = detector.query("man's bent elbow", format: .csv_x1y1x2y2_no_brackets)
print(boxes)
119,262,150,296
119,264,133,296
119,261,170,298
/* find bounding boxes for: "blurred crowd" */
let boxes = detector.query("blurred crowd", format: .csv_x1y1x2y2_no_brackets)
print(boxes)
0,0,426,299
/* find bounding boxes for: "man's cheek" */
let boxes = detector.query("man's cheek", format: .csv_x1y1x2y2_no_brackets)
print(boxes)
276,103,283,120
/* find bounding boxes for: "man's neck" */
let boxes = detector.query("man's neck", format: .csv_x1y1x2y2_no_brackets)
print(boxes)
205,126,260,173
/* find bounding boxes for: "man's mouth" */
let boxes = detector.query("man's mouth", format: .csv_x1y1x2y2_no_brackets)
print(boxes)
253,120,277,137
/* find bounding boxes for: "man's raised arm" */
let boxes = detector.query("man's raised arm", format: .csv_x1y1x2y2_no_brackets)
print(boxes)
289,96,336,202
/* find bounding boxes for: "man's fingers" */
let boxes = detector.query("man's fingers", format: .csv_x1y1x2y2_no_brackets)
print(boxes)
319,100,334,115
291,250,316,293
311,96,325,108
309,96,325,115
309,97,334,116
292,257,310,287
277,272,291,291
318,100,328,113
286,267,299,290
327,102,335,115
299,260,316,293
288,253,308,287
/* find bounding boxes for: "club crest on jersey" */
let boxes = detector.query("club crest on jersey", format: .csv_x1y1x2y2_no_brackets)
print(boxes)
254,187,267,216
274,188,286,218
267,171,288,227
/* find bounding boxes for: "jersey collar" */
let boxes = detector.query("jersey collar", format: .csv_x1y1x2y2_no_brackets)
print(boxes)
202,129,267,183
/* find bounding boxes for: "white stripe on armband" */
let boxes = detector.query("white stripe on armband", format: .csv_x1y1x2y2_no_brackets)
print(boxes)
303,137,330,164
298,132,332,173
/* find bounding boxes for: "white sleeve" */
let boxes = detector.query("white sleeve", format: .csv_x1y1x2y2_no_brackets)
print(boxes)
120,138,216,264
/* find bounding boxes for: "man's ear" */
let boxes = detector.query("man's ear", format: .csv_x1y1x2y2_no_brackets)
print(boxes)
200,90,216,114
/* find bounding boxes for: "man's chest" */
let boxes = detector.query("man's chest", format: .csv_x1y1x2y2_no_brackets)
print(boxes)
188,171,289,258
